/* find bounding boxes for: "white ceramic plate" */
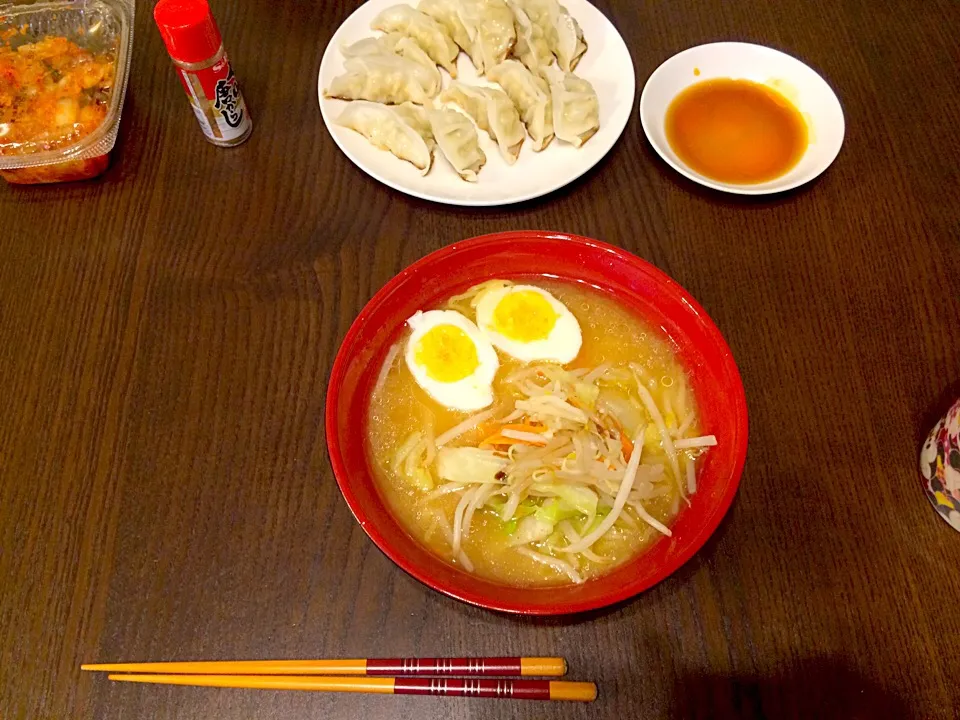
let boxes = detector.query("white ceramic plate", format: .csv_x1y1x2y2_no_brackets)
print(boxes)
318,0,635,206
640,42,845,195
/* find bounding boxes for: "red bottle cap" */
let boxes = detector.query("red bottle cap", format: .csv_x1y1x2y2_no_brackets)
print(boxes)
154,0,223,65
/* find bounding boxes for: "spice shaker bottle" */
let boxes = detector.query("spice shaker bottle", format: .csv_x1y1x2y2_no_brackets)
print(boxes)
154,0,252,147
920,398,960,531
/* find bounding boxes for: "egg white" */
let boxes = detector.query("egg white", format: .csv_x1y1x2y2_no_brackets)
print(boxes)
474,285,583,364
405,310,500,412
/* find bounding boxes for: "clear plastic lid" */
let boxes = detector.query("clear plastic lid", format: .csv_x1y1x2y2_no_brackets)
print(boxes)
0,0,134,170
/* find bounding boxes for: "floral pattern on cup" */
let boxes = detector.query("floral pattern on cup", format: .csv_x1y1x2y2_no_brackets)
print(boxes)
920,398,960,531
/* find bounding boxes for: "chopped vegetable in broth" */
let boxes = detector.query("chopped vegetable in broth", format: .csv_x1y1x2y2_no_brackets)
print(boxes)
366,279,714,587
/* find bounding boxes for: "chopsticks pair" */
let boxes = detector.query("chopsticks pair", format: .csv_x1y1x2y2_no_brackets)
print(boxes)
82,656,597,702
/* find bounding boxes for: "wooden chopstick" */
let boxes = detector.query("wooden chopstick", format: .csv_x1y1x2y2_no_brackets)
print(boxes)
105,673,597,701
82,656,566,677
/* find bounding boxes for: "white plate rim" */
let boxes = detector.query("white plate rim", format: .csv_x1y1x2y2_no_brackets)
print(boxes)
639,41,846,196
317,0,636,207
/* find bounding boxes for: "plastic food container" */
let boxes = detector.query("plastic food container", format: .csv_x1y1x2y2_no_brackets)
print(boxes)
0,0,134,184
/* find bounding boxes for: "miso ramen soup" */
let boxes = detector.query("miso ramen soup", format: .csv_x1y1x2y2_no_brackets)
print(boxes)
366,279,716,587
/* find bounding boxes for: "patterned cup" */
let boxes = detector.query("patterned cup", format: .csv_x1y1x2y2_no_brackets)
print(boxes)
920,398,960,531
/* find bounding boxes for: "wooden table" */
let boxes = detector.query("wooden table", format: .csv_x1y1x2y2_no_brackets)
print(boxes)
2,0,959,718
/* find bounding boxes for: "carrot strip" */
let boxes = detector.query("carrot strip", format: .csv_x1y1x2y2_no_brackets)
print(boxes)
473,420,501,439
479,422,548,448
502,423,548,433
606,414,633,461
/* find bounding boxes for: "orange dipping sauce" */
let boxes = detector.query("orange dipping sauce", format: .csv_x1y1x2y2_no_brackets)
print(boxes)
665,78,808,184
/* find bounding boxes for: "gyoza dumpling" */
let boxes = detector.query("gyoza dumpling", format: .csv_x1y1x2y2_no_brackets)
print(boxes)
514,0,586,72
506,0,553,73
371,5,460,77
342,33,439,78
457,0,517,74
428,107,487,181
439,82,525,163
341,34,401,58
550,2,586,72
393,102,434,142
543,65,598,147
341,34,442,96
418,0,472,56
337,101,435,174
487,59,554,151
326,53,439,105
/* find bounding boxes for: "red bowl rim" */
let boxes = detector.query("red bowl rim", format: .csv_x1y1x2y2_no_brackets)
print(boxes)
325,231,748,614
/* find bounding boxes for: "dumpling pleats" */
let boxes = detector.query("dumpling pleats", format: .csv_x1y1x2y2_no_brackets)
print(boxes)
371,5,461,77
428,107,487,181
487,59,554,151
341,33,442,96
418,0,473,59
506,0,552,73
440,81,525,163
457,0,517,75
513,0,586,72
326,53,440,105
544,64,598,147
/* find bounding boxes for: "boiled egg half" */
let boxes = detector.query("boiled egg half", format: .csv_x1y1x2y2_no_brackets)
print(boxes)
474,284,582,364
405,310,500,412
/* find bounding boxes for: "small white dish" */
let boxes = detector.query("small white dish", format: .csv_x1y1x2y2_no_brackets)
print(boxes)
640,42,845,195
318,0,635,207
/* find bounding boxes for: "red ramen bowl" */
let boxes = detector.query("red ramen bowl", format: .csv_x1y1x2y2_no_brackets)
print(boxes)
326,232,748,614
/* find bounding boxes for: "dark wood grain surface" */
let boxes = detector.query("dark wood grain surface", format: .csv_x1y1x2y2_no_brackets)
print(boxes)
2,0,959,718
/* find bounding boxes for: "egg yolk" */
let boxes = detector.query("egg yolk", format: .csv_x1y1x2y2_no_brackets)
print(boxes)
492,290,558,342
414,324,479,382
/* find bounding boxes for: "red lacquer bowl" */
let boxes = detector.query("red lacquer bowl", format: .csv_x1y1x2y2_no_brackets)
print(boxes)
325,232,748,615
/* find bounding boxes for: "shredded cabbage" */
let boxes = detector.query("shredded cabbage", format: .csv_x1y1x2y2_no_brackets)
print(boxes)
531,482,598,520
410,466,435,492
435,447,507,485
533,498,580,526
511,515,555,545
